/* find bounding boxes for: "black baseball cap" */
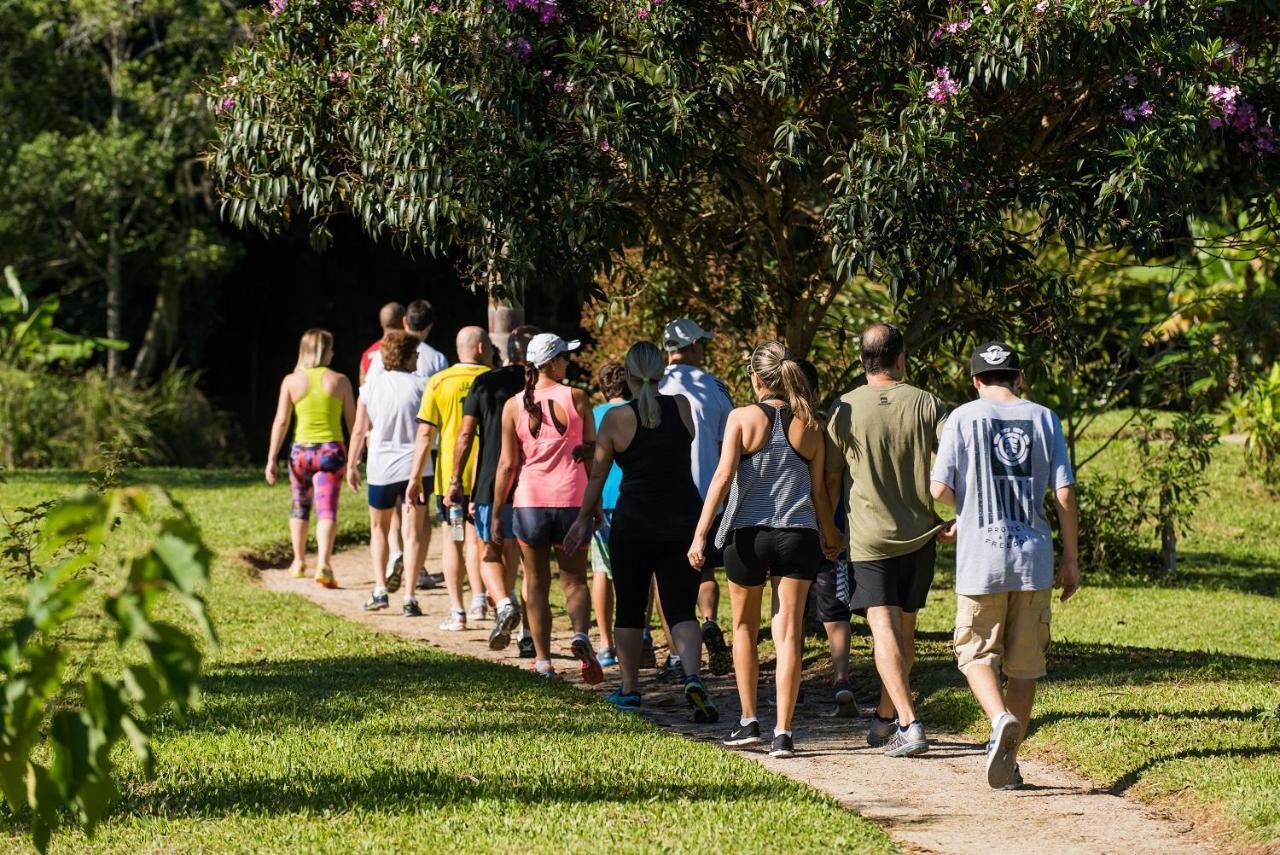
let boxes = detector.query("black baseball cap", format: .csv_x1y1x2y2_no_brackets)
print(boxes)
970,341,1022,376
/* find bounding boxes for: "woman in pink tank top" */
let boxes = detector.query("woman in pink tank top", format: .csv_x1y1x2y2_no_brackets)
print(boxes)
494,334,602,683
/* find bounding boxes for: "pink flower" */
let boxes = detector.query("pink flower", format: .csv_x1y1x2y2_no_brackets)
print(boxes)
599,139,611,152
224,75,238,88
269,0,287,15
411,32,421,43
221,96,236,110
926,67,961,103
981,1,992,11
375,12,386,23
1034,0,1048,13
638,6,649,17
428,3,439,10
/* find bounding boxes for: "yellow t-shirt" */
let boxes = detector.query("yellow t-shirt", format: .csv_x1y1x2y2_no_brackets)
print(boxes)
417,362,490,496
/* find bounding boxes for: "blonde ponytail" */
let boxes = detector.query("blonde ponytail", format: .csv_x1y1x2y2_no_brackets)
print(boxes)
624,341,664,429
296,328,334,370
750,341,817,429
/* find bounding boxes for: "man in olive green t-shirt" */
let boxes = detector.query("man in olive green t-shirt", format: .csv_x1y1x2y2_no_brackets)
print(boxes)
825,323,950,758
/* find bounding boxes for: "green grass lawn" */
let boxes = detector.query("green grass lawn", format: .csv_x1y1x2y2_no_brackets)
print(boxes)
0,468,891,854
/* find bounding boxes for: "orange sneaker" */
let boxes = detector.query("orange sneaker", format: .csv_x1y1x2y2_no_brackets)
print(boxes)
289,560,307,579
314,566,337,589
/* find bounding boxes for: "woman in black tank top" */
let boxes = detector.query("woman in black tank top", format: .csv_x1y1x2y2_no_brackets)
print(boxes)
566,342,718,724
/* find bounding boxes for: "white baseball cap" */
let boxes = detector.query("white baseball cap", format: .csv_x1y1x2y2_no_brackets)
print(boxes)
663,318,714,351
526,333,581,368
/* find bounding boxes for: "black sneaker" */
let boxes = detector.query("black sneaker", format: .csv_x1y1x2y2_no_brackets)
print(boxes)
517,635,536,659
639,631,657,669
769,733,796,758
702,620,732,676
363,592,389,612
489,600,522,651
683,675,719,724
416,569,437,591
402,599,423,618
723,720,764,747
658,656,684,684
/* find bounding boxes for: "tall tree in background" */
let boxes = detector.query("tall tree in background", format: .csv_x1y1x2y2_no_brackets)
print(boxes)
210,0,1280,356
0,0,246,378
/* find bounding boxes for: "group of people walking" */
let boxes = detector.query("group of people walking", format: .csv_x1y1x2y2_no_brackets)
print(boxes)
265,305,1080,790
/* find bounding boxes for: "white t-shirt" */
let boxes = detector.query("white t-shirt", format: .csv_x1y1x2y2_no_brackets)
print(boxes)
930,398,1075,595
360,370,430,485
365,341,449,383
659,363,734,499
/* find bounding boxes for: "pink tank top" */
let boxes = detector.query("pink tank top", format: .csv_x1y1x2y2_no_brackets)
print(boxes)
513,383,588,508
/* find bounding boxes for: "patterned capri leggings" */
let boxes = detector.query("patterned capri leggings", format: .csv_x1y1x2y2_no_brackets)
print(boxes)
289,441,346,521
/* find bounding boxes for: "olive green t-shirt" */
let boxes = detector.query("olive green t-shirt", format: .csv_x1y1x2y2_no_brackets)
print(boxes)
825,382,947,561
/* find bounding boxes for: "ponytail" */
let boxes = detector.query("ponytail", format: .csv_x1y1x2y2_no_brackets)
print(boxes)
624,341,664,429
523,362,543,437
750,340,818,429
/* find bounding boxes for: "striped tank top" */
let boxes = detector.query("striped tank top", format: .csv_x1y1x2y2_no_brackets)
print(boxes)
715,403,818,548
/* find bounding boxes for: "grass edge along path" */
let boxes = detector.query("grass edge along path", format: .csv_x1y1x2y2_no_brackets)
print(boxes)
0,478,893,853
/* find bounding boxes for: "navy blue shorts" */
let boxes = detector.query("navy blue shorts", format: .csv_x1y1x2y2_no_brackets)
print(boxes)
474,503,515,544
367,479,428,511
513,507,579,549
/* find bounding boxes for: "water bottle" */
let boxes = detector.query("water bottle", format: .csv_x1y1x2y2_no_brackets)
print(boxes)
449,504,465,542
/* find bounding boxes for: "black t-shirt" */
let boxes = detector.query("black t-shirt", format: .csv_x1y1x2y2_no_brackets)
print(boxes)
463,364,526,504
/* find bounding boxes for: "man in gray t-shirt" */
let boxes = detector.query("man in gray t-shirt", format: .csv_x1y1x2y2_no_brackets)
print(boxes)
930,341,1079,791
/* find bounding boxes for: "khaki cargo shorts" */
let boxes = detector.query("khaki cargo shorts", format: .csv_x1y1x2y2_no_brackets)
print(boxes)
953,588,1053,680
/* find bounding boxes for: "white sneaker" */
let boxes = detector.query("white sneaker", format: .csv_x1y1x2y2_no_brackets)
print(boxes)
986,713,1021,788
439,610,466,631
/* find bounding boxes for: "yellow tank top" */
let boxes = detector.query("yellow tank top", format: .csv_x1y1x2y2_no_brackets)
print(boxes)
293,366,344,444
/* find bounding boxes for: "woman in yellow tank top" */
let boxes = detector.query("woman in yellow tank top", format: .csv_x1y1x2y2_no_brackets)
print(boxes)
266,329,356,587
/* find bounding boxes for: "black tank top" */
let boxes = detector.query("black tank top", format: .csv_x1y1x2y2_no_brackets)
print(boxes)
613,395,704,537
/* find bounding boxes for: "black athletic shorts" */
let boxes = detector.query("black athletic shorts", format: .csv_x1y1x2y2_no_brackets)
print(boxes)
610,525,700,630
724,526,821,587
812,558,852,623
849,540,936,616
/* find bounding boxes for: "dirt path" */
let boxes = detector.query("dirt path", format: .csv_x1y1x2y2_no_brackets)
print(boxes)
260,544,1212,855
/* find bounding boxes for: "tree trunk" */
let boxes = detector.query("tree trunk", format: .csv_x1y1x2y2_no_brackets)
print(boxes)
106,225,123,378
1159,490,1177,578
488,297,524,364
130,278,179,382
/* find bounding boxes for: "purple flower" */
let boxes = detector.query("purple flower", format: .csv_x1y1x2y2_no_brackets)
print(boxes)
926,66,961,103
599,139,611,152
224,75,238,88
1256,128,1276,153
981,2,992,12
1120,105,1137,122
375,12,386,23
221,96,236,110
1122,72,1137,87
543,68,552,76
638,6,649,17
1137,100,1154,118
1034,0,1048,12
1208,116,1224,129
269,0,287,15
428,3,439,11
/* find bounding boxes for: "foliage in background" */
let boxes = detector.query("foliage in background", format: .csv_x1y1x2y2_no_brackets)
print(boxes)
1226,362,1280,487
211,0,1280,358
0,0,246,379
0,266,125,368
0,473,215,852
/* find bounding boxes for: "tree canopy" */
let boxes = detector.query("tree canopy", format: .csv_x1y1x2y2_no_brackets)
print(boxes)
210,0,1280,353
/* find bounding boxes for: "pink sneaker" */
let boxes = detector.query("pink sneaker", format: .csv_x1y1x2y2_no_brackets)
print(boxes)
439,610,467,631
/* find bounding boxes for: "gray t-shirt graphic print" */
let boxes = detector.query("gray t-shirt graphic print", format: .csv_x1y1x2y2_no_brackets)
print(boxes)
931,399,1075,595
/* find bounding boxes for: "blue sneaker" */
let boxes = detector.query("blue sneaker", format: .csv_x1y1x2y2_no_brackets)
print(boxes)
597,646,618,667
605,688,641,711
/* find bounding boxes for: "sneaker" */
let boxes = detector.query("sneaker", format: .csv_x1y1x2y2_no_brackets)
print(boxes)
402,599,423,618
532,661,556,678
416,568,436,590
867,712,897,748
833,678,855,709
571,636,604,686
1002,764,1025,790
702,620,732,676
657,656,684,684
597,646,618,667
683,676,719,723
605,688,641,711
488,600,522,651
314,566,337,589
517,635,536,659
363,592,389,612
723,720,764,748
884,720,929,757
769,733,796,759
639,631,657,669
385,553,403,593
467,602,488,622
439,610,466,631
986,713,1021,789
288,560,306,579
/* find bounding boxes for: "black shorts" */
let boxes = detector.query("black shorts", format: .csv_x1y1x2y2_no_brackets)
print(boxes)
849,540,936,616
512,506,579,549
610,525,700,630
724,526,821,587
812,558,852,623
